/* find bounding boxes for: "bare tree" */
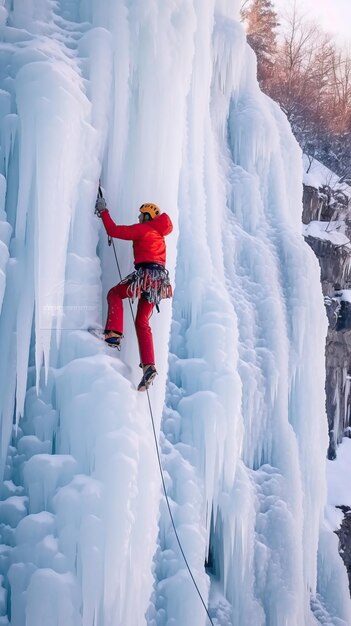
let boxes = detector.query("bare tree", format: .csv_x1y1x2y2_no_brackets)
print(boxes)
241,1,351,177
245,0,279,82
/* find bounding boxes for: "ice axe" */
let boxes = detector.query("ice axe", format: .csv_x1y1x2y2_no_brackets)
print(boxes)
96,182,112,246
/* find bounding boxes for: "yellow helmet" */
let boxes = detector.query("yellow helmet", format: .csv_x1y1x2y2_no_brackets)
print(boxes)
139,203,161,220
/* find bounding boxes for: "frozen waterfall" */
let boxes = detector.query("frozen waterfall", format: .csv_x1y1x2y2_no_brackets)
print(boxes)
0,0,350,625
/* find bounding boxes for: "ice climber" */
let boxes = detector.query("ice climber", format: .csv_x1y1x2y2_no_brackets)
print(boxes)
95,195,173,391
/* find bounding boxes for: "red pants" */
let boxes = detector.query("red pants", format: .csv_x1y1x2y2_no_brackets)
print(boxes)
105,282,155,365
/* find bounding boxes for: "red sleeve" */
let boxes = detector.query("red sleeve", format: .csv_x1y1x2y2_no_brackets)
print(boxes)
100,210,147,240
163,213,173,235
153,212,173,236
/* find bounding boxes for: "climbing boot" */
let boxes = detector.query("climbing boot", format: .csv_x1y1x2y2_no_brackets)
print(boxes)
137,365,157,391
104,331,123,349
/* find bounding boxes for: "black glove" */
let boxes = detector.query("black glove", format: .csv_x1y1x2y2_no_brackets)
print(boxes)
95,196,107,217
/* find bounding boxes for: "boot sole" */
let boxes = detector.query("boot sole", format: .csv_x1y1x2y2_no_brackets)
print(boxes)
137,371,157,392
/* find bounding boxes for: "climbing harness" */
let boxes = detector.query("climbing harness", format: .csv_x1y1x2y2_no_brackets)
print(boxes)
99,185,214,626
117,265,172,307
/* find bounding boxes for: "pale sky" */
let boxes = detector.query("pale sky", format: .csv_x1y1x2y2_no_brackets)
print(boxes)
273,0,351,46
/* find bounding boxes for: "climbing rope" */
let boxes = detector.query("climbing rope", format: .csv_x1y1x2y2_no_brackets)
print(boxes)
108,235,215,626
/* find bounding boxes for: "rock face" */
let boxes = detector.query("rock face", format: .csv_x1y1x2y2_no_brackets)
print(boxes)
303,182,351,589
336,506,351,594
303,184,351,458
302,181,350,224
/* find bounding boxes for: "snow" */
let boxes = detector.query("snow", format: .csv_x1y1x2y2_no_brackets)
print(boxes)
25,569,81,626
0,496,28,527
23,454,78,513
0,173,11,315
327,438,351,517
303,221,350,248
335,290,351,304
0,1,349,626
15,511,55,545
303,154,351,198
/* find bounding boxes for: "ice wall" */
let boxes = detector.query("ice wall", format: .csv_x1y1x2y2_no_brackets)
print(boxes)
0,2,162,625
0,0,350,625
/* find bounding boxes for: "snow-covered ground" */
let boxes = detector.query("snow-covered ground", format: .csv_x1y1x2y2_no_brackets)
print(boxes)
302,154,351,248
303,160,351,568
0,1,349,626
326,438,351,529
303,155,351,198
303,221,351,248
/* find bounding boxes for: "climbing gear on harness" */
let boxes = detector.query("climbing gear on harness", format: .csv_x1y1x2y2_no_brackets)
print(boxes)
137,365,158,391
139,203,160,219
118,265,172,307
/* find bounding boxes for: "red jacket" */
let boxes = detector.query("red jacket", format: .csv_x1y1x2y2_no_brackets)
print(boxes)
101,210,173,267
